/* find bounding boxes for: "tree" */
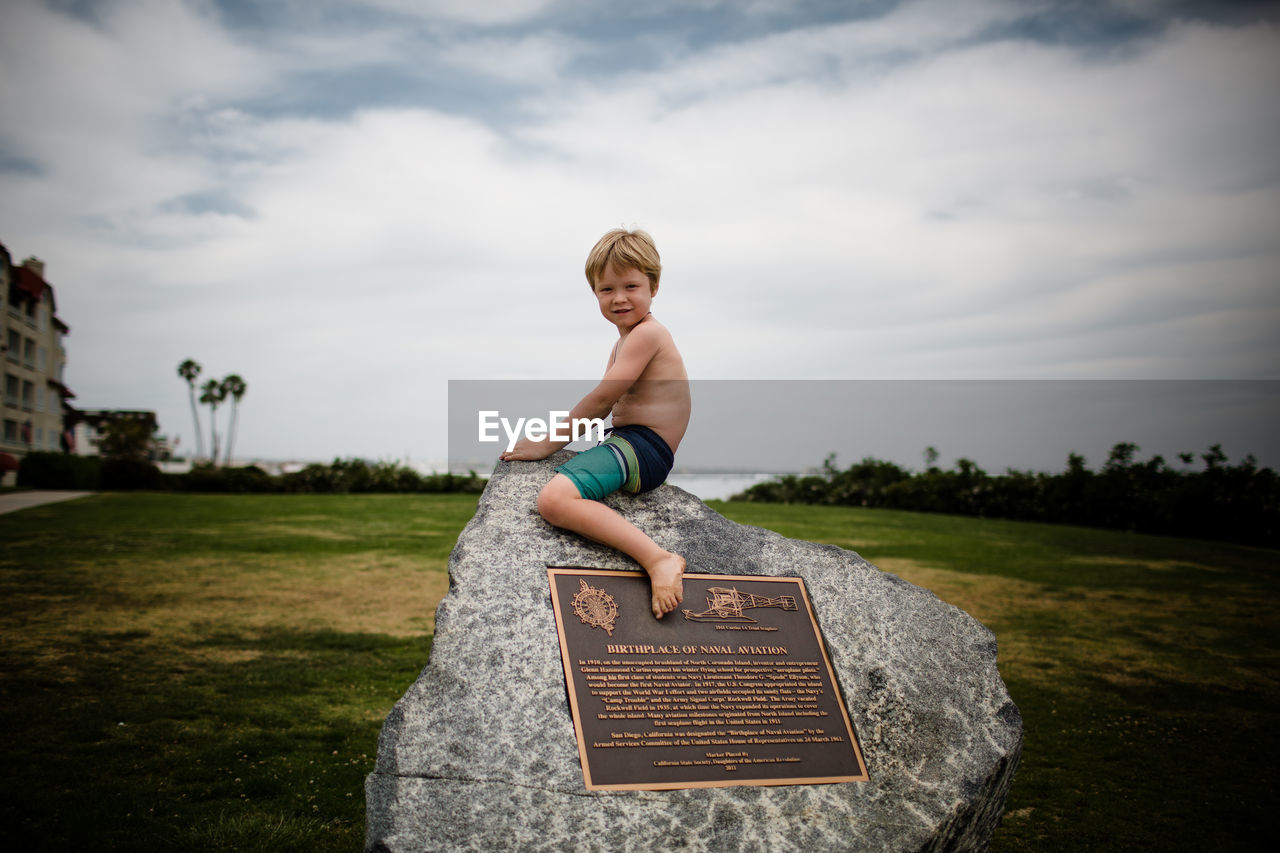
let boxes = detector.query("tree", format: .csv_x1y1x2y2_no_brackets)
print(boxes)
220,374,247,466
98,413,155,462
1201,443,1228,471
1104,442,1138,473
200,378,226,466
177,359,204,460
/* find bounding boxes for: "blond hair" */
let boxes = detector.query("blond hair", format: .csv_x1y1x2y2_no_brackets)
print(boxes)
584,228,662,290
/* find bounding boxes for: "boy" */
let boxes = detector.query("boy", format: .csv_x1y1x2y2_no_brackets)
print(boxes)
500,229,691,620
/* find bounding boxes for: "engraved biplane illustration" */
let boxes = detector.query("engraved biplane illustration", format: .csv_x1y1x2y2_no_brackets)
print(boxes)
682,586,798,622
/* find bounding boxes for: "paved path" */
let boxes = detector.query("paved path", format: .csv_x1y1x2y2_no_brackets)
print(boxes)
0,490,95,515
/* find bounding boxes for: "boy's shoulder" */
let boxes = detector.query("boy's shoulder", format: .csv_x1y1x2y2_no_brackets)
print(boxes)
635,314,678,345
621,316,682,363
610,315,683,379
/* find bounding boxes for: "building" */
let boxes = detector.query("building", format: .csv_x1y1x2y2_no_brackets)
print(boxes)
1,244,74,484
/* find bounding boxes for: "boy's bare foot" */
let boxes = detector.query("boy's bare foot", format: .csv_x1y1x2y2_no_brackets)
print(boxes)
645,551,686,619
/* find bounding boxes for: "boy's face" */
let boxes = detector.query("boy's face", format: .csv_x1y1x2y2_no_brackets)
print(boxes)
592,263,656,332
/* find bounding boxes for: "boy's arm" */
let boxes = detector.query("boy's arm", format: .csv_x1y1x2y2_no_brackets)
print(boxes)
499,324,663,462
570,322,664,419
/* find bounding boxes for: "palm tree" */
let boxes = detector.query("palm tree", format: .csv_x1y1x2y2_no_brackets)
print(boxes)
200,378,226,466
177,359,204,461
220,374,247,466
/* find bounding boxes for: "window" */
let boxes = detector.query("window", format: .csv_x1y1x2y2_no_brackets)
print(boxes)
35,427,43,447
4,419,17,441
22,380,34,410
38,346,46,371
24,338,35,369
5,330,18,363
36,385,45,413
4,374,18,407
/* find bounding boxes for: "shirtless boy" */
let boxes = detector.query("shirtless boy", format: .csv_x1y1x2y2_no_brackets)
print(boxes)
499,229,691,619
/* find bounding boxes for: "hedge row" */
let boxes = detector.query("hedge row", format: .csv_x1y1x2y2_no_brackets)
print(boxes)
15,453,486,495
733,444,1279,549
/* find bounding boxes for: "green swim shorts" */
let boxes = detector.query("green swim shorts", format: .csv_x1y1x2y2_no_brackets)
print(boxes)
555,424,675,501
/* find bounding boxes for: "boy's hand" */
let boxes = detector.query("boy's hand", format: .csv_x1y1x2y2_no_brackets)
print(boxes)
499,437,557,462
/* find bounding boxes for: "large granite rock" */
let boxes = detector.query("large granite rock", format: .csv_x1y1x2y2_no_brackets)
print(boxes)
366,453,1022,852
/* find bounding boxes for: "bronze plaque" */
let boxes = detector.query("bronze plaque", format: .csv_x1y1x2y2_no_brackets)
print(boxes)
548,568,869,790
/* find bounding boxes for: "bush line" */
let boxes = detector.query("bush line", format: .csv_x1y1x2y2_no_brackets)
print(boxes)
15,453,486,495
732,443,1279,548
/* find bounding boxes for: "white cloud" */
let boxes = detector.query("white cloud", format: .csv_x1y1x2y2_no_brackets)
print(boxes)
435,32,582,85
0,0,268,154
2,1,1276,462
357,0,564,27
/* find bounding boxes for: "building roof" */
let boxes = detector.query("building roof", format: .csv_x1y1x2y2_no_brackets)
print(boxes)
13,265,47,302
8,260,70,332
48,379,76,400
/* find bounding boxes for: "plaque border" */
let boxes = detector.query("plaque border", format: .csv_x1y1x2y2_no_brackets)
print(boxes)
548,567,870,790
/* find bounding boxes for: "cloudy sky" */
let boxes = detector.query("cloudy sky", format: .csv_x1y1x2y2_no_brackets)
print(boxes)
2,0,1277,470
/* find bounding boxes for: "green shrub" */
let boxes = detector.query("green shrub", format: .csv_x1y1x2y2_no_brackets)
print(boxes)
100,458,162,490
734,443,1280,547
274,459,486,495
280,463,338,493
15,452,102,489
175,464,277,493
13,453,488,496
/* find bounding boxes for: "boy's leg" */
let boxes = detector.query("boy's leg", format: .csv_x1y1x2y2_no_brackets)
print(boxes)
538,473,684,619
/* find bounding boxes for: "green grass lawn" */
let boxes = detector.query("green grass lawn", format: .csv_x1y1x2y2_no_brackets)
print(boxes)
0,493,477,852
711,501,1280,852
1,493,1276,851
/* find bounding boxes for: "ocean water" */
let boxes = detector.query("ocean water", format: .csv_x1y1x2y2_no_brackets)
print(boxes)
664,472,778,501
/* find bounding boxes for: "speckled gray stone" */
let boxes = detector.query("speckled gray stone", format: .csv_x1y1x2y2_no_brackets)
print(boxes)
366,453,1022,852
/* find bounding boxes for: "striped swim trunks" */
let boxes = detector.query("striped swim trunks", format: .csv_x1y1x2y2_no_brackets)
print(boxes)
554,424,674,501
